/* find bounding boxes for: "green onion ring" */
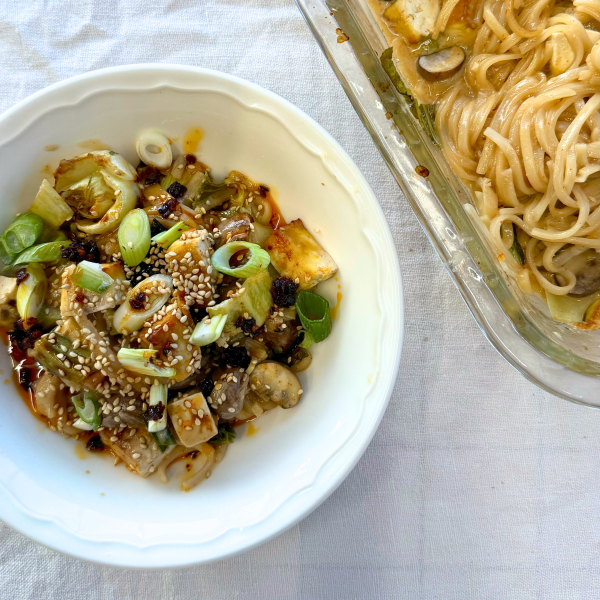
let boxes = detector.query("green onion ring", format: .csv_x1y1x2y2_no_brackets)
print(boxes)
295,290,332,344
118,208,151,267
211,241,270,278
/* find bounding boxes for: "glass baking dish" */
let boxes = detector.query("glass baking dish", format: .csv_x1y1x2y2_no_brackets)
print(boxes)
296,0,600,407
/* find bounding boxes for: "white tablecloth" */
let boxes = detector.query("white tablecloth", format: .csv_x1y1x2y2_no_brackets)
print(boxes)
0,1,598,598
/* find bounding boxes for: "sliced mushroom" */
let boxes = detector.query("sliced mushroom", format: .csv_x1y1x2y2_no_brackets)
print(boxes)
568,251,600,297
249,361,302,409
216,213,253,248
418,47,465,80
208,366,249,420
258,307,300,354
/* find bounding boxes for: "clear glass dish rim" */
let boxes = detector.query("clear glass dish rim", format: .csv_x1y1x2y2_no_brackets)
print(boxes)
296,0,600,408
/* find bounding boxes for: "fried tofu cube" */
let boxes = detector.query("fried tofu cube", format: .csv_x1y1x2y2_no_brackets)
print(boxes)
265,219,338,290
383,0,439,43
166,228,215,307
168,391,218,448
100,427,172,478
138,292,201,382
61,262,127,317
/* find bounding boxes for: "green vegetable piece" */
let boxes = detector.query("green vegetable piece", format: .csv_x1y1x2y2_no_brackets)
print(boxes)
210,422,237,446
299,330,314,349
151,222,189,248
295,290,332,344
16,263,47,322
2,213,44,257
546,292,599,324
151,426,177,453
53,332,92,359
118,208,151,267
33,338,87,386
380,47,440,147
117,348,176,378
147,383,168,433
0,237,18,265
208,268,273,329
211,241,270,278
36,306,62,330
13,241,69,264
30,180,74,228
417,37,440,54
381,47,411,96
190,314,227,346
71,392,102,430
70,260,114,293
509,237,525,265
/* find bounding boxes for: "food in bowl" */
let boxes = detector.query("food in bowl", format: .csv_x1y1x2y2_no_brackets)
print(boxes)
0,131,338,491
367,0,599,329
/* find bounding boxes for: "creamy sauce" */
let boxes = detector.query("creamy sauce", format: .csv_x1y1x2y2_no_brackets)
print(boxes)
247,422,259,437
44,144,59,152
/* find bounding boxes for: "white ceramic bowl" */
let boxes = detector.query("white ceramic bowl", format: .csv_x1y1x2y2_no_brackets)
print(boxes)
0,65,403,567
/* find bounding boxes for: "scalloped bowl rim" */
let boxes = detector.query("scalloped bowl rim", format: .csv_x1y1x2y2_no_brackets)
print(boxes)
0,65,403,568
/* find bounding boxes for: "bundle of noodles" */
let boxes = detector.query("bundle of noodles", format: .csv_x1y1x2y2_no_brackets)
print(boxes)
435,0,599,313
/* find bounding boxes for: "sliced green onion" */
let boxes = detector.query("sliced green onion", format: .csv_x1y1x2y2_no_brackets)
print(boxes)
70,260,114,293
71,391,102,431
507,225,525,265
1,213,44,264
299,330,314,349
117,348,176,378
113,274,173,334
16,263,47,322
53,332,92,359
295,290,332,344
13,241,69,264
3,213,44,253
147,383,168,432
37,306,62,329
53,231,69,242
208,268,273,328
30,180,74,228
190,314,227,346
151,426,176,452
118,208,151,266
211,241,270,278
0,237,16,265
151,221,189,248
33,339,86,386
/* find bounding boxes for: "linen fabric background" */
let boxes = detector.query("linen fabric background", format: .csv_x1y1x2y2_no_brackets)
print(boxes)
0,1,598,599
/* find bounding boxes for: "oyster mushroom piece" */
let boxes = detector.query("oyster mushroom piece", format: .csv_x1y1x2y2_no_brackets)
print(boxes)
568,251,600,297
418,47,465,75
209,366,250,420
249,361,302,410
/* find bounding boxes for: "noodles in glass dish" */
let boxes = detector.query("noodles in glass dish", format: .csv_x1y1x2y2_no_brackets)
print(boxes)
367,0,599,329
0,131,338,491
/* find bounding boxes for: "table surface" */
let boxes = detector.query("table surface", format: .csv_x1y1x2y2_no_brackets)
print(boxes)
0,1,598,599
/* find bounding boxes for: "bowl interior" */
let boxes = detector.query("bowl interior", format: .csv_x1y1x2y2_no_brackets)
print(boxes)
0,67,402,566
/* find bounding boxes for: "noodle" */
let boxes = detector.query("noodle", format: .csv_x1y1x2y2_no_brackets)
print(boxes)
433,0,600,300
